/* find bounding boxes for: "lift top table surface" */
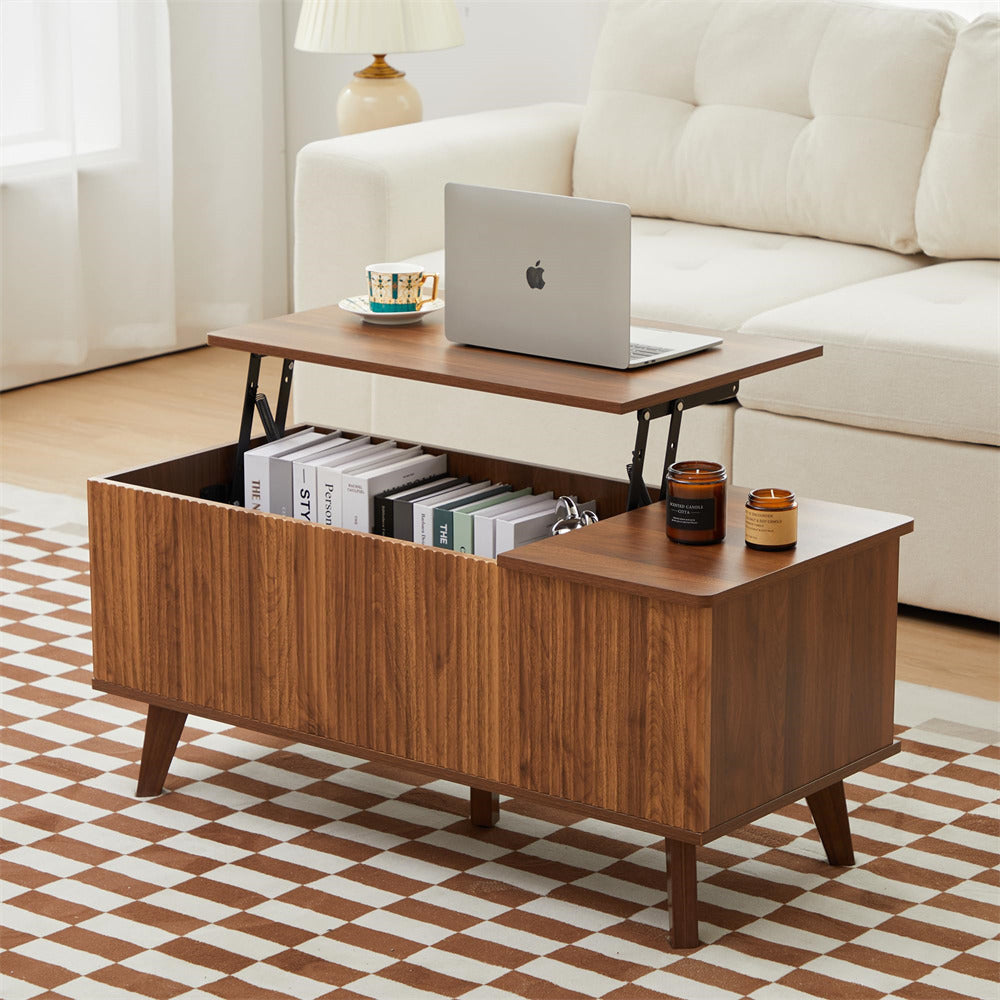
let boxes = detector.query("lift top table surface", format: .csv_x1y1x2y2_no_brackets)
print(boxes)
207,307,822,415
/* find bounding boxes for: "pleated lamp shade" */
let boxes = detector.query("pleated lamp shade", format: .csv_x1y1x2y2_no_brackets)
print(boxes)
295,0,464,55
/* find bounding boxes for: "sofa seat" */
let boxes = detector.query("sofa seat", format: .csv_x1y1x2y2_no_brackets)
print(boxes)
738,260,1000,446
407,217,928,332
630,219,931,329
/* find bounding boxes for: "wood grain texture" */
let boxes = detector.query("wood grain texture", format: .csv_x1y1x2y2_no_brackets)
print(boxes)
708,540,901,826
94,679,706,843
498,573,713,830
207,307,822,414
91,439,904,842
500,495,913,607
470,788,500,827
88,477,501,778
666,840,699,948
136,705,188,797
807,781,856,866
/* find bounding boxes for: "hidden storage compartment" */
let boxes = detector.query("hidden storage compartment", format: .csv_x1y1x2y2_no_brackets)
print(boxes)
87,434,637,778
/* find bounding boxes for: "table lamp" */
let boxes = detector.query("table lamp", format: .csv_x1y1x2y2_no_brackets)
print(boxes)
294,0,464,136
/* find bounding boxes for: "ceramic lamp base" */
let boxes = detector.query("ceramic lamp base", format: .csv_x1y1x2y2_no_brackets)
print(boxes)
337,75,422,135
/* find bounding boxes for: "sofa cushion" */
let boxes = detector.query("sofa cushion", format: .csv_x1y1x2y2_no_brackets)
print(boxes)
574,0,960,254
916,15,1000,260
737,261,1000,446
419,218,927,332
628,219,927,330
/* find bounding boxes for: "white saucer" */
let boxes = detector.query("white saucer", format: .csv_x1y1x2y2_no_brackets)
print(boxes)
339,295,444,325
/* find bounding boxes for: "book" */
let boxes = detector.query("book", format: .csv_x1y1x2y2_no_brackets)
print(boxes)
473,492,554,558
294,435,370,521
373,474,454,536
270,432,346,517
314,441,398,527
453,487,532,554
413,481,491,546
243,428,321,511
495,497,597,556
433,485,511,550
389,477,469,541
343,451,448,533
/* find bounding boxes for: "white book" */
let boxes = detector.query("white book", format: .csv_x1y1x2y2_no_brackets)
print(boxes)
413,481,491,546
243,428,321,511
473,492,554,559
495,498,597,556
343,452,448,534
293,435,370,522
316,442,400,527
270,432,345,517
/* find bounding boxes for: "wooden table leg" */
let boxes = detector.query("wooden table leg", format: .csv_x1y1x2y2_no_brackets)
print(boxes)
470,788,499,827
806,779,856,866
136,705,187,798
665,838,699,948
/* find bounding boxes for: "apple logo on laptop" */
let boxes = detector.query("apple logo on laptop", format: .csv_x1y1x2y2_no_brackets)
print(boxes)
526,260,545,290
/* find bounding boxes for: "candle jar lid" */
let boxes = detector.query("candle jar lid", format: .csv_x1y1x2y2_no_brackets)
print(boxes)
666,461,727,485
746,488,796,509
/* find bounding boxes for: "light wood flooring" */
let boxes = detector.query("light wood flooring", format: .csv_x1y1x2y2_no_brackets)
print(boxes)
2,346,997,701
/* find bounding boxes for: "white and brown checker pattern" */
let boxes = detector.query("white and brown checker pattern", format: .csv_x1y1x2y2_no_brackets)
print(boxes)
2,491,998,1000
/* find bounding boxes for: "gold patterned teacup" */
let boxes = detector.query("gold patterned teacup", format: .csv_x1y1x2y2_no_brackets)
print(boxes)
366,263,440,313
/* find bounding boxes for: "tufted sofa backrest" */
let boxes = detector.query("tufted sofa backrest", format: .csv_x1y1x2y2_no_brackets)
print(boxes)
572,0,961,254
915,15,1000,259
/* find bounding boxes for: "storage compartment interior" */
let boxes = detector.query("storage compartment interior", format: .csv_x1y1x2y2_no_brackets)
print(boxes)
107,429,646,531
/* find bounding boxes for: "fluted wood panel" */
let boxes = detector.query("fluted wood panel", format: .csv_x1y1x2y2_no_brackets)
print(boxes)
497,574,712,831
89,479,501,777
89,481,256,720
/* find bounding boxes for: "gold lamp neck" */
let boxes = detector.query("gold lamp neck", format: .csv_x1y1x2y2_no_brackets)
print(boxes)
355,55,405,79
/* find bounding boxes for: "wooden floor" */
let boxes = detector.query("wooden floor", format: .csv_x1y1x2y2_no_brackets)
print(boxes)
2,346,997,701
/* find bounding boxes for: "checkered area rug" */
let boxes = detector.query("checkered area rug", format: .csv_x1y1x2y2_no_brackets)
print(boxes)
2,486,998,1000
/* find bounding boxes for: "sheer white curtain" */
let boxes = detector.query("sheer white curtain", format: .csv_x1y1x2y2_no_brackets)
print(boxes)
1,0,178,390
0,0,287,391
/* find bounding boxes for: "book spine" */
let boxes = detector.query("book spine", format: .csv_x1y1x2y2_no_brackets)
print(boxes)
294,463,317,521
393,496,415,541
473,515,495,559
453,512,474,554
415,503,434,546
374,492,394,536
317,469,341,527
244,454,268,511
433,507,454,549
271,459,295,517
342,475,368,533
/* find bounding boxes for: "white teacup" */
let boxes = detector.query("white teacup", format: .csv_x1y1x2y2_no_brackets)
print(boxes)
367,263,440,313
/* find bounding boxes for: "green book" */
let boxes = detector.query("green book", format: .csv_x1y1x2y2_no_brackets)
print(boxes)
453,487,531,554
433,485,510,550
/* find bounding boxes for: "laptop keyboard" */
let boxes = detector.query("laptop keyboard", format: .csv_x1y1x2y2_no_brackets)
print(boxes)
630,342,674,360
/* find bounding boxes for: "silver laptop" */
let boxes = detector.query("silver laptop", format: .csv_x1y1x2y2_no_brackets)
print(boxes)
444,184,722,369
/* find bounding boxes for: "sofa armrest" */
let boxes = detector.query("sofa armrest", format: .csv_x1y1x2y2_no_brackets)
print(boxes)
293,102,583,311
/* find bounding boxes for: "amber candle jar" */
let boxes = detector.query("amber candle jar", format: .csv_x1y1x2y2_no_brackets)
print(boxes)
665,461,727,545
745,488,798,551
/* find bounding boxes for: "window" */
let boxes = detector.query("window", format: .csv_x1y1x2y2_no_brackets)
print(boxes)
1,0,125,169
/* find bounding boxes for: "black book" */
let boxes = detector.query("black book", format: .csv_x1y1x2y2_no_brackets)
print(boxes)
394,477,470,542
372,474,456,537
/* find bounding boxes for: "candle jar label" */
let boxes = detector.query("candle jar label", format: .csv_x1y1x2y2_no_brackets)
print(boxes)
745,506,798,547
668,497,716,531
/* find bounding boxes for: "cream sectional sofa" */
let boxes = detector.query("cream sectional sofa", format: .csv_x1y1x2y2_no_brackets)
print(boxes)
293,0,1000,621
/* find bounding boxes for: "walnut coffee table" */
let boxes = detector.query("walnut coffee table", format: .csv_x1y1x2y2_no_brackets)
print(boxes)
88,307,912,947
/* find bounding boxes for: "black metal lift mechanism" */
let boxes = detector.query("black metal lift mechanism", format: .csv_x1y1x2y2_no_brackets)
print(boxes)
202,353,294,505
625,380,739,511
207,353,737,512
